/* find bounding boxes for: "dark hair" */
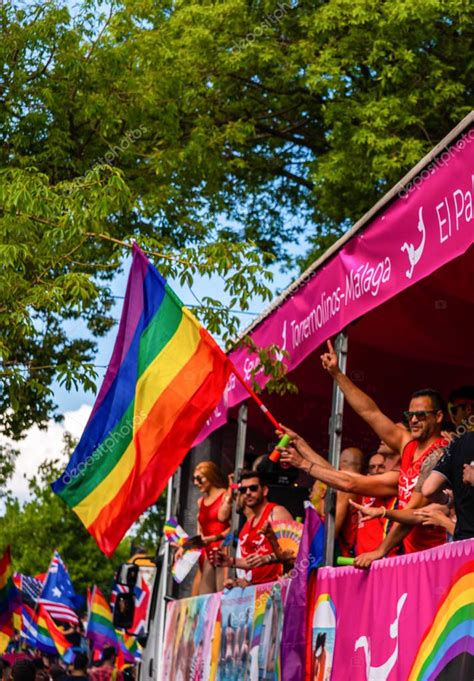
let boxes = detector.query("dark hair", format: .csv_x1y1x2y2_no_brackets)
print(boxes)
239,469,268,487
448,385,474,403
411,389,446,414
101,647,116,663
12,661,36,681
35,672,49,681
50,666,65,681
73,654,89,673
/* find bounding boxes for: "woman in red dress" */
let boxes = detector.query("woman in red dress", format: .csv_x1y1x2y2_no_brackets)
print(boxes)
193,461,231,594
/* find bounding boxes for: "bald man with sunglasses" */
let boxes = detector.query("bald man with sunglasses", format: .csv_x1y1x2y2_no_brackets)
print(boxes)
279,341,449,567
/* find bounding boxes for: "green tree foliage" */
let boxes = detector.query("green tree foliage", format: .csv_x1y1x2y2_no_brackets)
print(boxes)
1,0,472,436
131,499,167,554
0,436,130,596
0,442,19,498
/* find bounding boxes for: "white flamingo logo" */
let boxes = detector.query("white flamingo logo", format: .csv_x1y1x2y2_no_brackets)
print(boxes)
354,593,408,680
275,320,287,362
401,207,426,279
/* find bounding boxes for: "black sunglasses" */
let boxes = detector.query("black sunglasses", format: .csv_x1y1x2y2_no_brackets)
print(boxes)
240,484,260,493
403,409,439,421
193,474,204,484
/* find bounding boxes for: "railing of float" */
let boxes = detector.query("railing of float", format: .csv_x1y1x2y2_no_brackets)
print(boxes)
159,539,474,680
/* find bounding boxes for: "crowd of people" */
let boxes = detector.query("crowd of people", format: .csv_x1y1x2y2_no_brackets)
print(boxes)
178,340,474,593
0,648,133,681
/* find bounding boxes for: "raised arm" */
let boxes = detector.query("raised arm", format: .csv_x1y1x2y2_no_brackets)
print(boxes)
321,340,410,454
277,425,333,470
280,445,399,497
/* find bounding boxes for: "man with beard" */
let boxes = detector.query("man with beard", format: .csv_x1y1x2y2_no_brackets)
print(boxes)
213,470,293,585
279,340,449,567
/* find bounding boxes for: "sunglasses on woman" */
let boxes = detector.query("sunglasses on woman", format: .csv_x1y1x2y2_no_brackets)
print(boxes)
192,474,204,484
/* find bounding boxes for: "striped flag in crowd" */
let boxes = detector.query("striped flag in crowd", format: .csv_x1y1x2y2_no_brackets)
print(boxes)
39,551,80,624
37,605,75,661
117,629,142,669
87,585,118,652
20,604,39,648
19,603,74,662
13,573,44,606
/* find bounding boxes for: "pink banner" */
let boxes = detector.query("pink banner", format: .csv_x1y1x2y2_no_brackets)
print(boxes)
197,126,474,443
309,539,474,680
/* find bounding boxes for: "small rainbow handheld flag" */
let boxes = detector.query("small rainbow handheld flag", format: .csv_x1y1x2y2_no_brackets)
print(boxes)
52,244,233,556
0,547,20,654
163,517,189,546
87,585,117,652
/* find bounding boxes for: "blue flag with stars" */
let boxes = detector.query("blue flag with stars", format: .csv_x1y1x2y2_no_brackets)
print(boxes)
39,551,83,623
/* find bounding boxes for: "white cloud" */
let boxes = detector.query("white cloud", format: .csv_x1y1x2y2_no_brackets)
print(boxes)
1,404,92,502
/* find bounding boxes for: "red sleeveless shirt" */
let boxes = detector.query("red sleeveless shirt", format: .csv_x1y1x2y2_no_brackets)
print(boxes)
198,491,229,559
239,502,283,584
399,438,447,553
356,495,398,556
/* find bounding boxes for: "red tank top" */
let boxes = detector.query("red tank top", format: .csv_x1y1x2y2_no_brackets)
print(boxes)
399,438,447,553
355,496,398,556
338,506,358,557
198,491,229,558
239,502,283,584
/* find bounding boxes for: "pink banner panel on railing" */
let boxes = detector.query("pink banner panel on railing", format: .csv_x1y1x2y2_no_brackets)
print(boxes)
197,126,474,444
308,539,474,681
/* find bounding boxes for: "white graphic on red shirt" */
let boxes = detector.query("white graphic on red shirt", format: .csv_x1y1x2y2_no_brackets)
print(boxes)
398,472,418,508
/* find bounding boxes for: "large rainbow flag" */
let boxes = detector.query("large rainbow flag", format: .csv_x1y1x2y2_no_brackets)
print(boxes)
52,244,233,555
0,547,19,653
87,585,118,652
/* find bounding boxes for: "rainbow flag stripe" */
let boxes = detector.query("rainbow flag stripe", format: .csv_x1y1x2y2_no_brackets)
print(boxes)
36,605,74,661
117,629,141,663
53,244,232,556
408,560,474,679
252,585,273,649
87,586,117,651
0,547,19,651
